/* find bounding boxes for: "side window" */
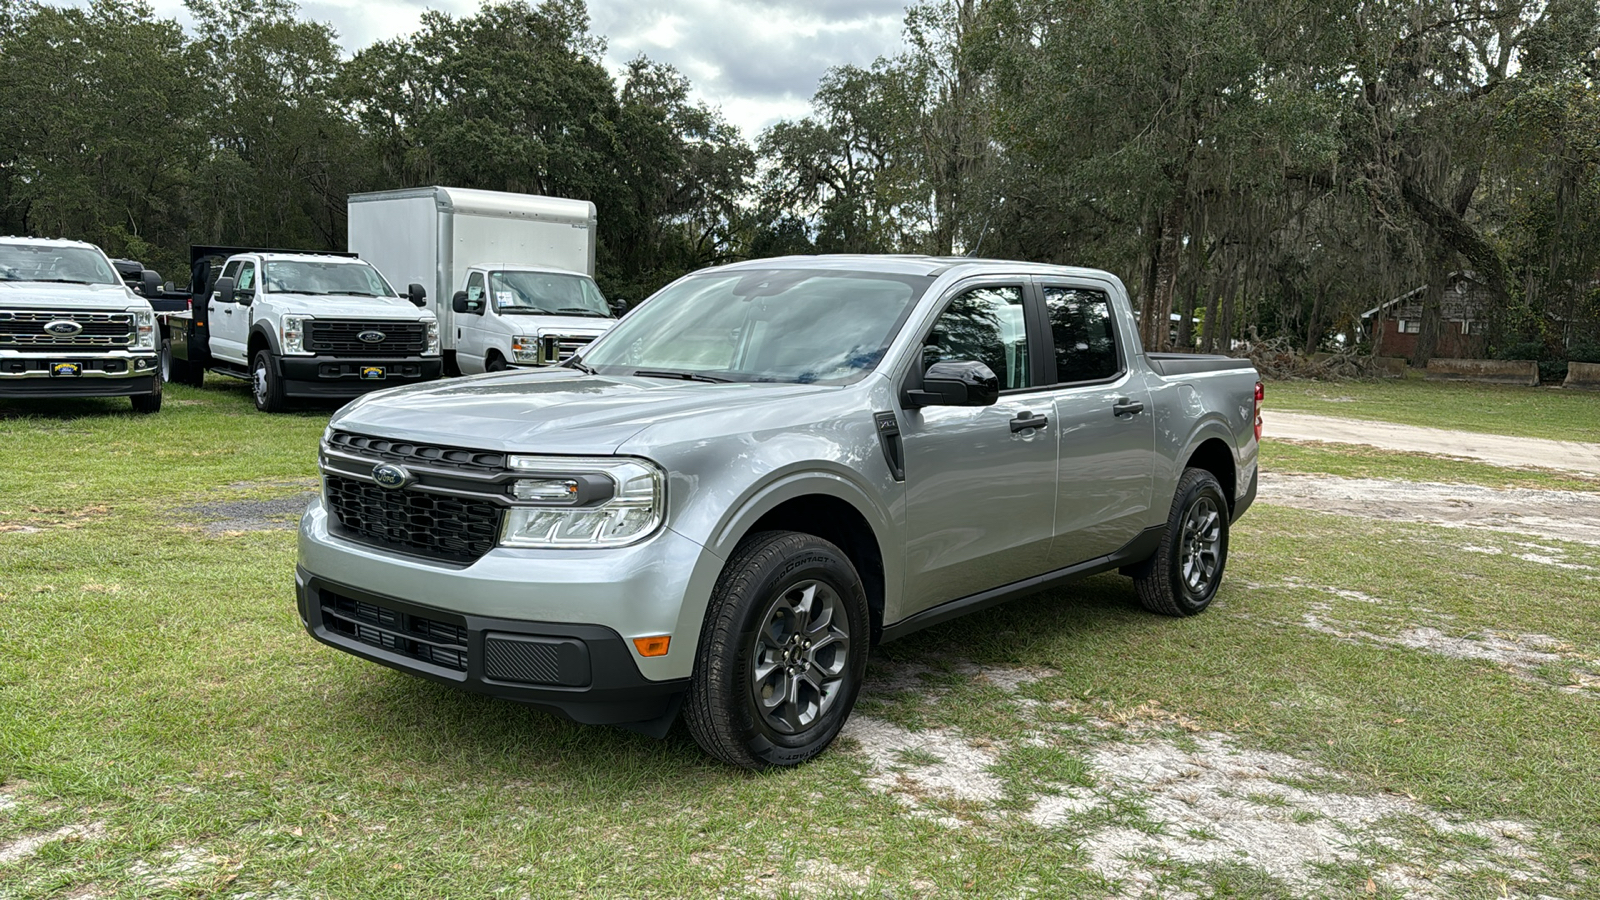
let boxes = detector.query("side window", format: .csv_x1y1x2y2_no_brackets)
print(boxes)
923,286,1030,391
466,272,485,303
237,262,256,293
1045,286,1118,383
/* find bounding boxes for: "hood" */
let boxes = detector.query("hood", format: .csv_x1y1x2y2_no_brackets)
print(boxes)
0,281,147,312
273,293,429,320
494,312,614,336
332,368,843,456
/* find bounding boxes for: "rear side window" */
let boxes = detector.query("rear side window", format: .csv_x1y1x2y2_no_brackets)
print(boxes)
1044,286,1119,383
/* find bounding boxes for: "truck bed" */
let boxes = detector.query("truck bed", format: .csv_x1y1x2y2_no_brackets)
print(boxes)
1144,352,1254,377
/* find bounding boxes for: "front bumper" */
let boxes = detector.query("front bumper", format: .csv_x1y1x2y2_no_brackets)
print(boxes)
0,351,159,397
276,355,443,398
297,501,724,722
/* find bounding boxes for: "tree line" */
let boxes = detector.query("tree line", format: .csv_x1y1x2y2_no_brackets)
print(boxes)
2,0,1597,363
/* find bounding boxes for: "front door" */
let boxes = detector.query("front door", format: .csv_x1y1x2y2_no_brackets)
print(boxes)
1039,282,1156,567
455,271,490,373
899,283,1059,615
207,259,252,364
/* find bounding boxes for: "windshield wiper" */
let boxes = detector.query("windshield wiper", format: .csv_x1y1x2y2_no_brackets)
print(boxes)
553,307,608,316
630,368,731,384
29,278,98,285
563,357,595,374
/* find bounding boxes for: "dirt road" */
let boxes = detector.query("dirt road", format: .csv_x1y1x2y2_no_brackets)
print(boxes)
1263,411,1600,474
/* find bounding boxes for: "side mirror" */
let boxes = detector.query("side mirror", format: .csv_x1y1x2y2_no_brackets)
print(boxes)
452,290,483,315
140,270,162,297
408,283,427,307
215,276,236,305
607,298,628,318
904,360,1000,408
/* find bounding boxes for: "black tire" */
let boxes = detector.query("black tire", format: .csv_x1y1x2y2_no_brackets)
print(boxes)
684,531,869,769
1133,467,1230,617
180,358,204,388
485,352,508,373
251,349,286,413
159,338,173,383
130,374,162,415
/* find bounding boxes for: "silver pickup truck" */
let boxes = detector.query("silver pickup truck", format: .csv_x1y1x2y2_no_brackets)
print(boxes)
297,256,1261,767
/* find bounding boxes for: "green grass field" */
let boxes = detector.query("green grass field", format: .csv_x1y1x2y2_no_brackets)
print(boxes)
3,382,1599,898
1266,377,1600,443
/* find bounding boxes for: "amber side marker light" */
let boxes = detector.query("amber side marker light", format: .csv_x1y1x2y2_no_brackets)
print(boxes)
633,635,671,657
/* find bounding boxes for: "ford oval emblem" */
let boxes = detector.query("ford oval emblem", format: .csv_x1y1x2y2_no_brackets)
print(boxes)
44,320,83,336
372,463,411,490
358,330,386,343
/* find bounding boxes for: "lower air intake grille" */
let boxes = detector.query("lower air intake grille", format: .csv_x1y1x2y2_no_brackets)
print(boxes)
319,590,468,671
324,473,502,563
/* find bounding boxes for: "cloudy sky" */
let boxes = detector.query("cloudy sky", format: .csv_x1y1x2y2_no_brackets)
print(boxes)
133,0,912,141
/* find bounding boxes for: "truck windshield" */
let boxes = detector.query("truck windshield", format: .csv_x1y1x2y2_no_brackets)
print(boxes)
0,242,119,285
263,260,393,297
580,268,933,385
488,270,611,317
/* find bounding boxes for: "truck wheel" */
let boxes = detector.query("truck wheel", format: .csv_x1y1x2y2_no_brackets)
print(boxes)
685,531,869,769
251,349,286,413
179,358,204,388
485,352,508,372
159,338,173,383
130,374,162,415
1133,467,1230,617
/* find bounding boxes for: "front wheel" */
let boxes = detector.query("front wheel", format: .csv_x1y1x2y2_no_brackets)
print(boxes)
252,349,286,413
485,352,508,373
1133,467,1230,616
684,531,869,769
130,374,162,415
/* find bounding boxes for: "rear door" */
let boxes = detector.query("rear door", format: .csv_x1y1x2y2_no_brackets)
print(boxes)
898,281,1059,614
1037,280,1156,567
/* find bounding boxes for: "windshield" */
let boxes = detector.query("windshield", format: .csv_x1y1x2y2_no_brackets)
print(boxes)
0,242,120,285
489,270,611,317
263,260,394,297
580,268,933,385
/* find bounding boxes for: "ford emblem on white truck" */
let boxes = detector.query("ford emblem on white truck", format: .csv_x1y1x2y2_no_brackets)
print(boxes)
372,463,411,489
358,330,386,343
44,320,83,336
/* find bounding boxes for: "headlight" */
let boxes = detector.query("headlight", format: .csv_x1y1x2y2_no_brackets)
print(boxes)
500,456,665,548
423,317,440,356
132,311,156,350
282,315,310,355
511,335,540,364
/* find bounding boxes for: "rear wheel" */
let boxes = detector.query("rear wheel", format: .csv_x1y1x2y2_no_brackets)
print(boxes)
1133,467,1230,616
251,349,286,413
685,531,869,769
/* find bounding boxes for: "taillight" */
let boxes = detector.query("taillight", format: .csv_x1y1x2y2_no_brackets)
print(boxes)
1253,381,1264,442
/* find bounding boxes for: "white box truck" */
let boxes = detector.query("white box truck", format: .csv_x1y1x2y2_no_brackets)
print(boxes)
348,187,621,375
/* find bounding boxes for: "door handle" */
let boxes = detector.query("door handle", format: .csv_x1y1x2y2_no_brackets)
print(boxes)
1010,411,1049,433
1113,398,1144,417
223,307,234,315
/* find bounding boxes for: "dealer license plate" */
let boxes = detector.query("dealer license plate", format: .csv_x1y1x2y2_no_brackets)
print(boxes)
360,366,386,380
51,362,83,377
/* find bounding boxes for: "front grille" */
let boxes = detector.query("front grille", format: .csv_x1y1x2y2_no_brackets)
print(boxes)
319,589,468,671
540,334,595,364
0,310,133,353
307,320,426,356
327,431,506,472
325,473,502,563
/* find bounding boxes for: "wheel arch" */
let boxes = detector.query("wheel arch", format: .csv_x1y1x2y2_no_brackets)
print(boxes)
248,323,280,359
1181,433,1237,514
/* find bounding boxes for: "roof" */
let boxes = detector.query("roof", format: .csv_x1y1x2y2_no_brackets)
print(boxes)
711,254,1119,282
248,253,373,265
348,186,595,224
469,263,595,277
0,236,101,251
1362,273,1492,320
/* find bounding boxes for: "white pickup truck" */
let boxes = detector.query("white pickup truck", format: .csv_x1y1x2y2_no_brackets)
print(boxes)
0,237,164,413
191,251,442,412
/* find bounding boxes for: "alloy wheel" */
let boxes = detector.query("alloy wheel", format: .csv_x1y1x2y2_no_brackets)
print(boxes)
749,580,851,735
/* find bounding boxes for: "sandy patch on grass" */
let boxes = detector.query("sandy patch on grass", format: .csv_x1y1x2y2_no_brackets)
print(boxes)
1259,473,1600,546
169,492,318,534
128,845,225,891
848,662,1550,897
0,823,105,866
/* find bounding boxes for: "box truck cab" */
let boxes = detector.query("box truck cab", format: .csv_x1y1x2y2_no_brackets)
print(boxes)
450,264,616,373
203,251,441,412
347,187,619,376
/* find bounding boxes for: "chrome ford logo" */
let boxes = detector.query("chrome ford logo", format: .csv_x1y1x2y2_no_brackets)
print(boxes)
44,320,83,336
358,330,386,343
372,463,411,490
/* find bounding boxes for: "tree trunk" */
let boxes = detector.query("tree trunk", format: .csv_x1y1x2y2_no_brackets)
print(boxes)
1304,282,1325,354
1145,190,1187,353
1411,244,1453,367
1202,269,1228,354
